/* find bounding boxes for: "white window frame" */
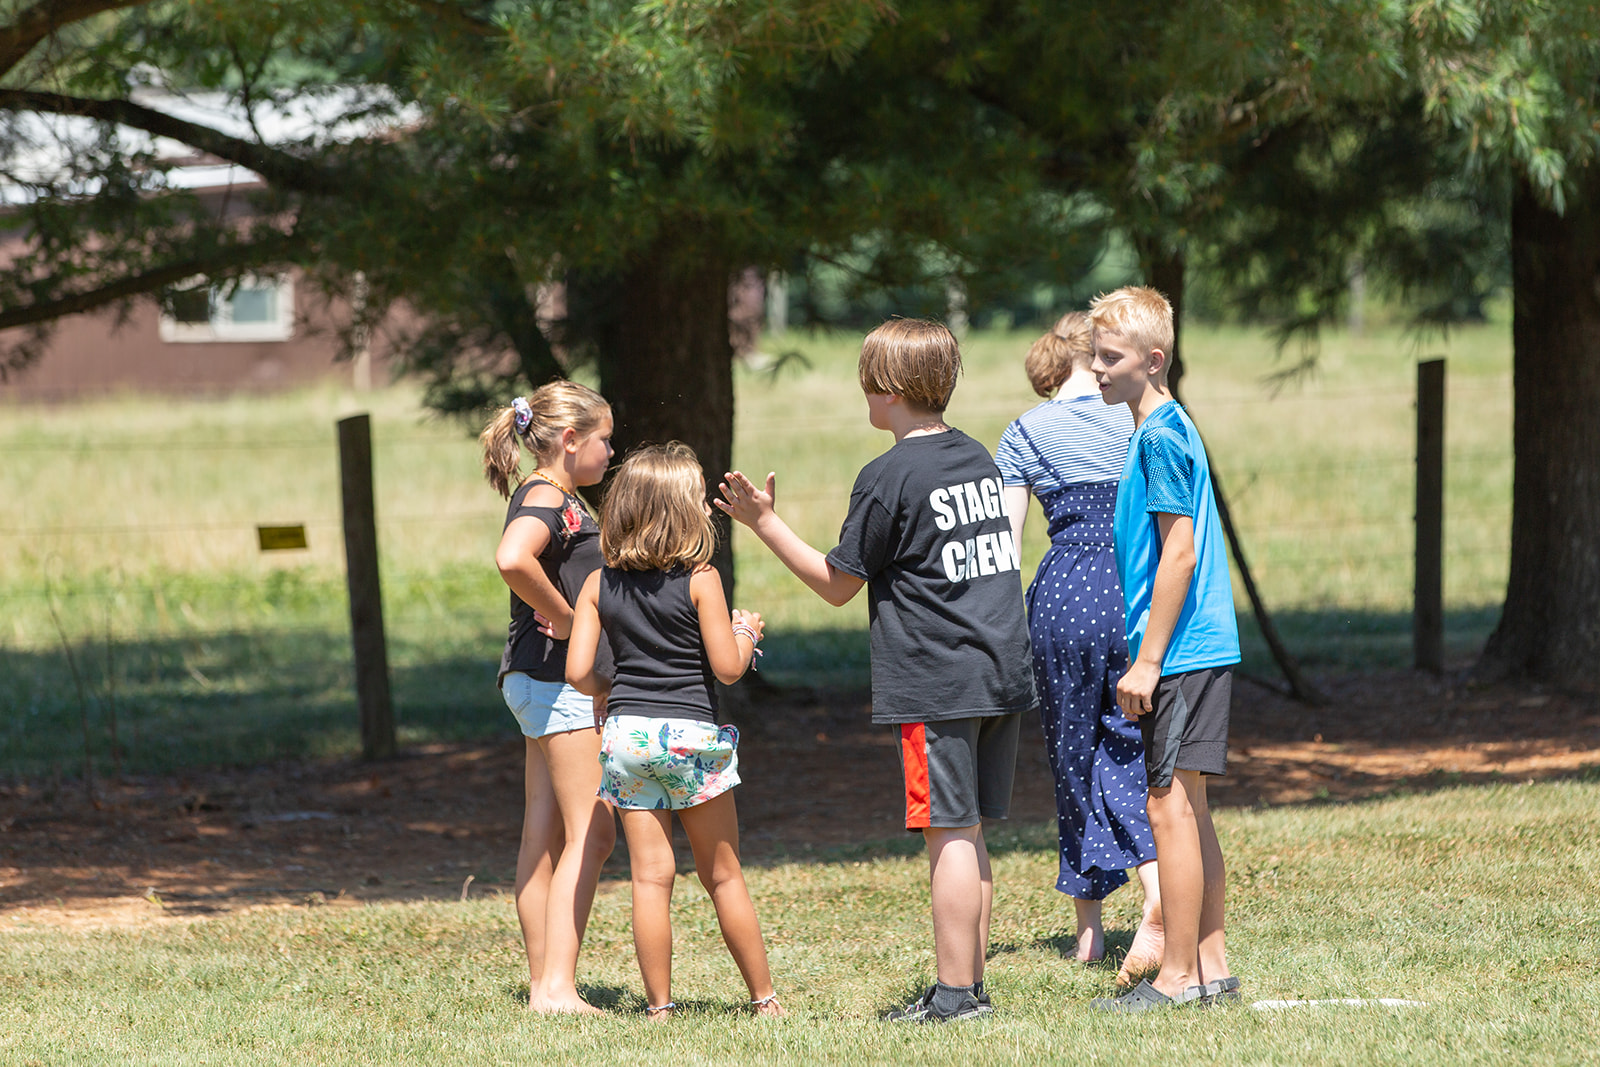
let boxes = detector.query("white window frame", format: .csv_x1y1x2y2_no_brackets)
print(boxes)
158,274,296,343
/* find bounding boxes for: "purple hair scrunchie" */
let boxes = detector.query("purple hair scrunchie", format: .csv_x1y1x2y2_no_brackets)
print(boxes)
511,396,533,436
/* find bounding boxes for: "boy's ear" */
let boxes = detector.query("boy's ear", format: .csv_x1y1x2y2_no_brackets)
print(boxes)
1147,347,1168,376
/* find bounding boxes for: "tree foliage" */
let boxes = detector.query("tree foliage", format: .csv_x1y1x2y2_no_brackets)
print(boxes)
0,0,1110,408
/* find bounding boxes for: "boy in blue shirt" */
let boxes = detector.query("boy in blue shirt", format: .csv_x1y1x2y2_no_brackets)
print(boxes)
1087,287,1241,1012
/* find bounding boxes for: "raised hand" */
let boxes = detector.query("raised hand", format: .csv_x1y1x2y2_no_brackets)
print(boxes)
715,470,778,528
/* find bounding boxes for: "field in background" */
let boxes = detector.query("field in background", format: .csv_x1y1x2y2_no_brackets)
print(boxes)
2,777,1595,1064
0,320,1512,774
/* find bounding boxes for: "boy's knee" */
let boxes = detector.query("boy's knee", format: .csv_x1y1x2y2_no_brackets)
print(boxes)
1146,788,1195,826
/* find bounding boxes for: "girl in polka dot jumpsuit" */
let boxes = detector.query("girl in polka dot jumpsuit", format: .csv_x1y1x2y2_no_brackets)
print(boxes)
998,314,1164,982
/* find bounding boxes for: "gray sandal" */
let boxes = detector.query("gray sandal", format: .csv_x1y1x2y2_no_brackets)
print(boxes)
1090,979,1206,1013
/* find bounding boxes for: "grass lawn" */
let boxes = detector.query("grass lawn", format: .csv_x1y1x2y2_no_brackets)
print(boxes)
3,778,1597,1065
0,318,1512,774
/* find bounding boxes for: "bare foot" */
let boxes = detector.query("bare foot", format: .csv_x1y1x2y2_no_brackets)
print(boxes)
751,995,787,1018
528,994,604,1015
1072,925,1105,963
1116,910,1165,989
645,1003,675,1023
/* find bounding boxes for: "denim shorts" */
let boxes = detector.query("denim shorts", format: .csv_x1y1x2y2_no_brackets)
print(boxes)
598,715,740,811
501,672,596,738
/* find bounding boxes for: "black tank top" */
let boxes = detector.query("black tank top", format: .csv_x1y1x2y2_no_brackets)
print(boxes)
599,565,718,724
498,477,611,685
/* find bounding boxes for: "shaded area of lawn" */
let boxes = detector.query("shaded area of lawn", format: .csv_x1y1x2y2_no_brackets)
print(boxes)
0,605,1517,779
1,658,1597,924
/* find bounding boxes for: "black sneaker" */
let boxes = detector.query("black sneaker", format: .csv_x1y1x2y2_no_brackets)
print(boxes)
973,979,994,1015
885,983,987,1023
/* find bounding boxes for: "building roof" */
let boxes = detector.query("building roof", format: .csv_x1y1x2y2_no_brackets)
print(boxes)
1,86,417,204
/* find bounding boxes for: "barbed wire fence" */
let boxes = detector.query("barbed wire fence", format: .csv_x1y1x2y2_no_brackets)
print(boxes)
0,375,1512,775
0,391,1514,616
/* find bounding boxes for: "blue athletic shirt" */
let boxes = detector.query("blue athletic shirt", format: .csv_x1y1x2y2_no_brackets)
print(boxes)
1112,401,1239,674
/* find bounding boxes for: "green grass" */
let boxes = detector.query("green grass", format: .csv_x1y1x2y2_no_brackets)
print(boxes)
0,318,1514,774
4,779,1598,1065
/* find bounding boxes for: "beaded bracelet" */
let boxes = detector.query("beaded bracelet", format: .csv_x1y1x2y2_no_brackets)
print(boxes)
732,622,763,659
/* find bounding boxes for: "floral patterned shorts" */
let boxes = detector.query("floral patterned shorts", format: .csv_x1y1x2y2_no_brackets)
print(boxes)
598,715,741,811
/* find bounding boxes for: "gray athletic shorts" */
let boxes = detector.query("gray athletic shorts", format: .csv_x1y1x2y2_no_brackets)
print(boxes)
1139,667,1232,788
895,713,1021,830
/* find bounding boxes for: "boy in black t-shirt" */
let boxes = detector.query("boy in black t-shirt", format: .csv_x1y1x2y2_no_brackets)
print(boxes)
717,318,1037,1023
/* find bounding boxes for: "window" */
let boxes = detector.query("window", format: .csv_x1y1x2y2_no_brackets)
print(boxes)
159,275,295,343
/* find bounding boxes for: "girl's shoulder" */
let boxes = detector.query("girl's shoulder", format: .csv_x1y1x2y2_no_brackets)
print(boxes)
512,479,596,536
511,478,569,511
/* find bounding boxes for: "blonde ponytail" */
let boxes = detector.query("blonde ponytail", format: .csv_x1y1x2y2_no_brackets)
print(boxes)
479,380,611,499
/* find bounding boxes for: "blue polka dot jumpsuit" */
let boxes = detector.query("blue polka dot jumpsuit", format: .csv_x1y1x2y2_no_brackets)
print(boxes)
1009,415,1155,900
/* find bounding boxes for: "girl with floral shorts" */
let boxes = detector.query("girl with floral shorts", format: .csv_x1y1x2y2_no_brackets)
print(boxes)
566,442,783,1021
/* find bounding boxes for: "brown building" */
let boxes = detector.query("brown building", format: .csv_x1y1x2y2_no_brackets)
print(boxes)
0,167,391,401
0,94,406,401
0,264,391,401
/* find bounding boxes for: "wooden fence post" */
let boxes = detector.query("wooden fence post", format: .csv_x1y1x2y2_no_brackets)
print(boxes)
338,414,396,759
1414,359,1446,673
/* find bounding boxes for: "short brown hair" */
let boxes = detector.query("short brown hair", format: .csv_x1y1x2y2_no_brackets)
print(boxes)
857,318,961,413
1025,312,1093,397
600,442,717,571
1088,287,1174,362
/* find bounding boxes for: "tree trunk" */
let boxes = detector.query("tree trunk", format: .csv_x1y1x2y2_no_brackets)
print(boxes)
1478,175,1600,684
1147,252,1186,398
1145,247,1325,704
593,240,737,600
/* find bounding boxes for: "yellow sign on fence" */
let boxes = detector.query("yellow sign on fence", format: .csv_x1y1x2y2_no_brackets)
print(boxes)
257,525,309,551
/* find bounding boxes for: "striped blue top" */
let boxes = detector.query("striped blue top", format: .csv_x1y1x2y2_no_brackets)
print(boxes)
995,396,1134,492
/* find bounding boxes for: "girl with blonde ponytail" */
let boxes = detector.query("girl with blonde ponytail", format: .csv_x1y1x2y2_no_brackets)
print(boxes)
478,379,616,1013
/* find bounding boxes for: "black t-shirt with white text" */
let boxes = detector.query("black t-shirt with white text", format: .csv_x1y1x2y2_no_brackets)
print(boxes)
825,429,1037,725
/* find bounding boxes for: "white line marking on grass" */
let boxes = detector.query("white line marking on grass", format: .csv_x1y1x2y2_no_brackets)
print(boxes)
1251,999,1429,1010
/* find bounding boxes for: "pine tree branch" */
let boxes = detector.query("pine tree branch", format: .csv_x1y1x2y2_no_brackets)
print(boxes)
482,250,563,385
405,0,496,37
0,0,151,78
0,235,298,331
0,89,349,194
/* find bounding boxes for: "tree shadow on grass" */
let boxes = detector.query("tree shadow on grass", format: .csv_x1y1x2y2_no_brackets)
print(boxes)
875,978,933,1020
6,613,1599,920
1236,603,1502,676
0,630,512,777
509,983,633,1012
0,605,1526,780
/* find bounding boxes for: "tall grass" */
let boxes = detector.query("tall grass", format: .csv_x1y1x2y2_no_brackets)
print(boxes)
0,319,1512,773
2,778,1596,1065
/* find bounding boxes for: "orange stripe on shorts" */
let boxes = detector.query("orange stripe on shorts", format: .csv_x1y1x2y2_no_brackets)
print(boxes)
900,723,931,828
